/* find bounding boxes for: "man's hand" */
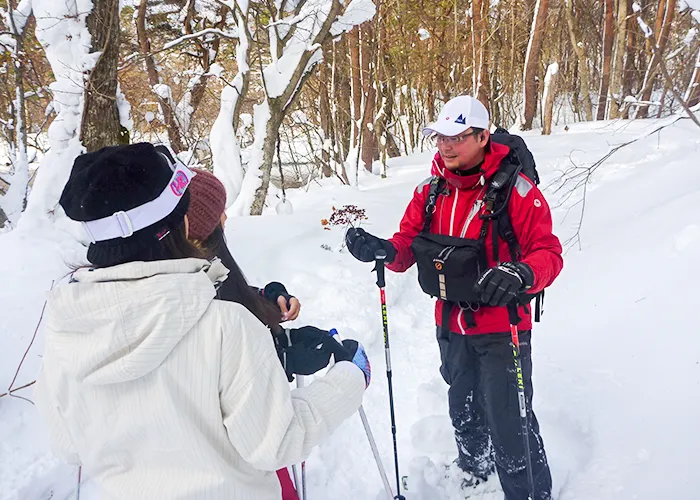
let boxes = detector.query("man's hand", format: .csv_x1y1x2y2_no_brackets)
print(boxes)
345,228,397,263
473,262,534,307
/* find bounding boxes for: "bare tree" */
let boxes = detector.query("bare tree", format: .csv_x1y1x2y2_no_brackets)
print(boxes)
0,0,30,227
472,0,490,111
597,0,615,120
636,0,677,118
522,0,549,129
80,0,122,151
609,0,630,118
564,0,593,121
137,0,185,152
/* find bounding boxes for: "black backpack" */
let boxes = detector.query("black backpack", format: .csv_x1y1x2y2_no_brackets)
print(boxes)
424,128,545,322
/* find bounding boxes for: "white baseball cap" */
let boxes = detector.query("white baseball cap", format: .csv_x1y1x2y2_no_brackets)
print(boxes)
422,95,490,137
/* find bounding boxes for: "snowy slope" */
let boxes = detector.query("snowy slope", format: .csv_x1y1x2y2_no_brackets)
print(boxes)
1,117,699,500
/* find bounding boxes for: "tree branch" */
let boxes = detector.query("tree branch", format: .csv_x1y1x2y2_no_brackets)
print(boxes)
550,115,685,250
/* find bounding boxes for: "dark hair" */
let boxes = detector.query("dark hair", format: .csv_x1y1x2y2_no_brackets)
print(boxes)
202,225,281,333
471,127,492,153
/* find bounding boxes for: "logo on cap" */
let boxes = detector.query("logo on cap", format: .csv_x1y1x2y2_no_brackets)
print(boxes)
170,171,189,197
455,114,466,125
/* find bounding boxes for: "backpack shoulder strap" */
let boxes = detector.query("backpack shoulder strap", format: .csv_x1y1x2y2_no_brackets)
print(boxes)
422,176,446,232
479,160,523,262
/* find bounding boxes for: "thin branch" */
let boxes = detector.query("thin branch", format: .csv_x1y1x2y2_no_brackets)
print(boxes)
162,27,239,51
0,380,35,399
654,45,700,128
552,116,684,250
5,280,54,406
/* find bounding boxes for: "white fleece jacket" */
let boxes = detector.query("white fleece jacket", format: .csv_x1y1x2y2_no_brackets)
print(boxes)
34,258,365,500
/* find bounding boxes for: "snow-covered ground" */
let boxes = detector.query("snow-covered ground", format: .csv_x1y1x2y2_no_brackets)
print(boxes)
1,117,699,500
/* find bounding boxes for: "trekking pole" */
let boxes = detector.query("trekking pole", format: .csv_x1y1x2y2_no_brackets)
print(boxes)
296,376,307,500
291,464,300,497
329,329,394,500
508,305,535,500
373,250,406,500
359,406,395,500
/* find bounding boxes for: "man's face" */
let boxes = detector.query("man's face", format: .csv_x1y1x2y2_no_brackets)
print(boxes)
436,128,490,171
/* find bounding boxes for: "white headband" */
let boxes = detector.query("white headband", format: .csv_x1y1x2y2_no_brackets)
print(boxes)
82,150,196,243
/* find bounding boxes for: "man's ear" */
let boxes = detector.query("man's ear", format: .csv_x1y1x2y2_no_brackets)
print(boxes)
478,129,491,148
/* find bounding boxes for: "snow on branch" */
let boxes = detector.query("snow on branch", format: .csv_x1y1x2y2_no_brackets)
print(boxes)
161,27,239,51
330,0,376,35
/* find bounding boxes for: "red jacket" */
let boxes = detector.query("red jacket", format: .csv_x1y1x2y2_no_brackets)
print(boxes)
387,142,563,334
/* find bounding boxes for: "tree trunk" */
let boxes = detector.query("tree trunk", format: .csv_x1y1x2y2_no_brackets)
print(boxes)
80,0,121,152
471,0,490,111
349,26,362,148
597,0,614,120
319,41,334,178
609,0,628,119
685,48,700,108
136,0,184,152
360,23,377,172
542,63,559,135
333,37,352,166
0,0,30,227
521,0,548,130
637,0,676,118
250,105,283,216
621,0,636,118
564,0,593,121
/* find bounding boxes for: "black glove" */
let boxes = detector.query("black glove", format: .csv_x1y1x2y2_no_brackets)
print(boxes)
262,281,293,307
275,326,340,380
345,228,397,263
473,262,534,307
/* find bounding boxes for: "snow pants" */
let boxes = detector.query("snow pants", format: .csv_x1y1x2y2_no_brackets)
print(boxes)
436,328,552,500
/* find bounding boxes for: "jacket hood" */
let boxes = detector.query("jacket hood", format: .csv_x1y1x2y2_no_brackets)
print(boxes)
45,258,229,385
431,141,510,190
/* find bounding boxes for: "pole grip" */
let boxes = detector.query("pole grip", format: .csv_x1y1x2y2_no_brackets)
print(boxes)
373,250,387,288
507,303,521,326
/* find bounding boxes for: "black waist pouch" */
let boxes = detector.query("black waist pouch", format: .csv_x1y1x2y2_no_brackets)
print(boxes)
411,232,488,304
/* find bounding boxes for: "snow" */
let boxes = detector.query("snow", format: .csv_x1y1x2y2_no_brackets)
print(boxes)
330,0,377,36
4,118,700,498
680,0,700,10
19,0,94,236
5,0,32,36
208,62,224,78
153,83,173,101
693,10,700,23
417,28,431,40
210,82,246,208
229,101,269,216
275,198,294,214
116,83,134,132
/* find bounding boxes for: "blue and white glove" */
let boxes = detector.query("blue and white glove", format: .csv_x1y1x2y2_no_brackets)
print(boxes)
343,340,371,388
329,329,371,388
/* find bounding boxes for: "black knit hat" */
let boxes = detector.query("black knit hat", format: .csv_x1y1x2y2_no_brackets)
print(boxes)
60,142,190,267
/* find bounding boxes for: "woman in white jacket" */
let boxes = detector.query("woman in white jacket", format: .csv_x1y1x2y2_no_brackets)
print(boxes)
34,143,370,500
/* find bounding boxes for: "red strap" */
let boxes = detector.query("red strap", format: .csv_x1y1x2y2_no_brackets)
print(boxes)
276,467,300,500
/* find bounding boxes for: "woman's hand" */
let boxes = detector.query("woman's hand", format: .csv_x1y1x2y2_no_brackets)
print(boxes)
278,296,301,321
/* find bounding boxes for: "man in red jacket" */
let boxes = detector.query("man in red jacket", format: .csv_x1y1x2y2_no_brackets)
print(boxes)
346,95,562,500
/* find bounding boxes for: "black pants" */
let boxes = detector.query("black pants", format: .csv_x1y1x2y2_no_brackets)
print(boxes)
437,328,552,500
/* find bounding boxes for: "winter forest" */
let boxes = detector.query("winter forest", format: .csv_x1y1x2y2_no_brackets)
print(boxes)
1,0,700,499
0,0,698,225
